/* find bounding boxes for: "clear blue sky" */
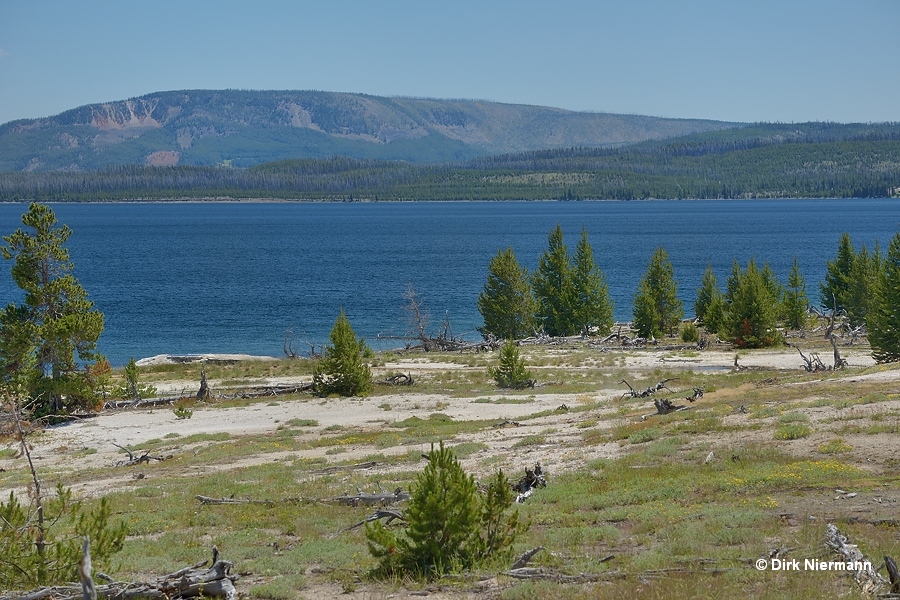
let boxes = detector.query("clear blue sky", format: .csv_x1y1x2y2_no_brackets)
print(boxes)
1,0,898,126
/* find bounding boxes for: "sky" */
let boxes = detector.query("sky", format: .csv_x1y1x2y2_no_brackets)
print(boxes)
1,0,898,126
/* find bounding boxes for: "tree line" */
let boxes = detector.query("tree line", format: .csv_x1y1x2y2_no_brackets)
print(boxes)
477,224,900,364
1,124,899,201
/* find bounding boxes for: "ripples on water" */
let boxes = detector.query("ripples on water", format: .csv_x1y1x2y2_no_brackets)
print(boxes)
0,199,896,365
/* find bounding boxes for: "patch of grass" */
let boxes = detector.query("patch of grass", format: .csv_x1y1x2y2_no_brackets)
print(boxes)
817,438,852,454
284,418,318,427
779,412,809,424
247,574,308,599
774,423,813,440
512,434,547,448
628,427,663,444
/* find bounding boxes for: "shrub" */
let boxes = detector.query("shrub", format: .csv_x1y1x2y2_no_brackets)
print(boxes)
365,442,524,580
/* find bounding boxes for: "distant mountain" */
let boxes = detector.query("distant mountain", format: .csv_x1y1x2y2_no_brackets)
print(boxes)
0,89,741,171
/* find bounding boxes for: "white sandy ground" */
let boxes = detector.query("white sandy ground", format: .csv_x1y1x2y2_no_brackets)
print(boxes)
1,345,884,497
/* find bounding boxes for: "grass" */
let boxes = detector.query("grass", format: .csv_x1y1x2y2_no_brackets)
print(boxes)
3,340,899,599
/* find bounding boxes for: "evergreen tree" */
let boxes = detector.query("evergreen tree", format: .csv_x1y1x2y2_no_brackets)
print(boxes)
782,257,809,330
0,203,104,415
488,340,534,389
366,442,522,580
694,265,727,334
632,247,683,338
820,232,855,311
761,261,784,316
725,258,781,348
478,247,536,340
868,233,900,362
571,229,614,336
532,224,576,337
844,243,882,328
117,357,157,401
312,308,373,396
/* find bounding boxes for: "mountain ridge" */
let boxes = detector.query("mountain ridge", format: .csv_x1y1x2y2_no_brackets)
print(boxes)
0,89,741,171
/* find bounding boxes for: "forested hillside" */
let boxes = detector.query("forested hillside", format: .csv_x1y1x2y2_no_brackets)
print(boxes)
1,122,897,201
0,89,735,171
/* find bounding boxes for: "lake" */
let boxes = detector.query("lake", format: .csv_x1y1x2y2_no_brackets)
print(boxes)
1,199,897,366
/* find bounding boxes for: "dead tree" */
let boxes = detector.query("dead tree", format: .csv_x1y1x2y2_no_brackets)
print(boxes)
830,334,848,369
403,283,436,351
196,369,210,400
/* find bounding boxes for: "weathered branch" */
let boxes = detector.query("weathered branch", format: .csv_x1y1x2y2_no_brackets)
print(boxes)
825,523,887,594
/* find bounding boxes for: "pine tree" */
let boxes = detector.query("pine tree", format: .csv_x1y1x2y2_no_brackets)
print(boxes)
761,261,784,314
312,308,373,396
118,358,157,401
532,224,576,337
694,264,727,335
0,203,104,416
633,247,683,338
365,442,522,580
571,229,613,336
782,257,809,330
868,233,900,362
844,244,882,328
488,340,534,389
477,248,536,340
725,258,781,348
820,232,855,311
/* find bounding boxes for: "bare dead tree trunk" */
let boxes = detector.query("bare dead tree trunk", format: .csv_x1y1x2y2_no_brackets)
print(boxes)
11,401,46,560
830,335,848,369
197,369,210,400
78,537,97,600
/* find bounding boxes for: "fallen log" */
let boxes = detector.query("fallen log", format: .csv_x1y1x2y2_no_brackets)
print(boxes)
196,495,275,507
825,522,887,594
1,547,238,600
333,486,410,507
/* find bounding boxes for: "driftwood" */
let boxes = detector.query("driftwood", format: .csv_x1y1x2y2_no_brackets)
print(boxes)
685,387,704,403
196,495,275,507
333,486,410,507
886,555,900,595
2,548,238,600
620,378,676,400
824,522,887,594
231,383,313,398
335,509,406,536
641,398,690,420
513,462,547,503
113,443,165,466
511,546,545,570
379,373,414,386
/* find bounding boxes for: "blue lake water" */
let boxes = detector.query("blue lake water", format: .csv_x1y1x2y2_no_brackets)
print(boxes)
1,199,897,366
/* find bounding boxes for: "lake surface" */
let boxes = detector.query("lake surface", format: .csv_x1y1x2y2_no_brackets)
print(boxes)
1,199,897,366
